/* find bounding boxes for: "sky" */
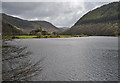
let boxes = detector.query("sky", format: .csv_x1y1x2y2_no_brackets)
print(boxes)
2,1,117,28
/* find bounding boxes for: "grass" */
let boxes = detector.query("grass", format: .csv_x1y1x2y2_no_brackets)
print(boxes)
2,35,89,39
7,21,22,31
16,35,38,38
58,35,72,38
115,35,120,37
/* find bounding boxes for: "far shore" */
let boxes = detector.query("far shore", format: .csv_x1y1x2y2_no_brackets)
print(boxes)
2,35,88,39
3,35,119,39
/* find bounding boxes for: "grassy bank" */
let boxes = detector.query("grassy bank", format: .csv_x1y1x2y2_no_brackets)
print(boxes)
115,35,120,37
3,35,88,39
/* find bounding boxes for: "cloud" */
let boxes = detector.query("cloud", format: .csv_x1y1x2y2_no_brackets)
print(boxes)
2,2,109,27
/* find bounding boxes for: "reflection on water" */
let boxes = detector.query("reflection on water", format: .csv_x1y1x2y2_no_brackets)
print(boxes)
2,40,43,81
3,37,118,81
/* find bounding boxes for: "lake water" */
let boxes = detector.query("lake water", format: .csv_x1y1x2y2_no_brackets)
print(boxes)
13,36,118,81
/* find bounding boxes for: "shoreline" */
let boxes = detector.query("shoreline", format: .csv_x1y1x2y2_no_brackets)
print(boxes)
2,35,88,39
2,35,118,40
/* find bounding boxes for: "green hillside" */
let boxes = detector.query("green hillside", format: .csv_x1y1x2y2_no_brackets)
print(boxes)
2,20,23,35
75,2,118,25
2,14,61,34
63,2,119,36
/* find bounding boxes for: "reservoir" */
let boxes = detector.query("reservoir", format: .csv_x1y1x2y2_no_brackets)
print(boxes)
6,36,118,81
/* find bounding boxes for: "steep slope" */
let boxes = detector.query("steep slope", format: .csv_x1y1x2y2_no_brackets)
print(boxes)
2,14,61,34
2,20,23,35
2,14,33,33
64,2,119,36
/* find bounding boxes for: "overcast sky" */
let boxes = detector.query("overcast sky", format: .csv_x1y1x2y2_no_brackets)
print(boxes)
2,2,113,27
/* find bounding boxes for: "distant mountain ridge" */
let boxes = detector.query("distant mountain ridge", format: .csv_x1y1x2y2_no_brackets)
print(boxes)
63,2,119,36
59,27,69,32
2,13,61,35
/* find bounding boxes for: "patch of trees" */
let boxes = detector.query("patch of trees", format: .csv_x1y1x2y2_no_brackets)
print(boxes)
29,26,57,37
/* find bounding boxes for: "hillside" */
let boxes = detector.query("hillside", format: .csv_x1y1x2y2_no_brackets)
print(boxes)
2,20,23,35
30,21,60,32
63,2,119,36
2,14,61,34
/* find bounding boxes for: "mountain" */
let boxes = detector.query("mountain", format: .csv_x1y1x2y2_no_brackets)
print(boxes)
30,21,60,32
59,27,69,32
2,13,61,35
63,2,119,36
2,20,23,35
